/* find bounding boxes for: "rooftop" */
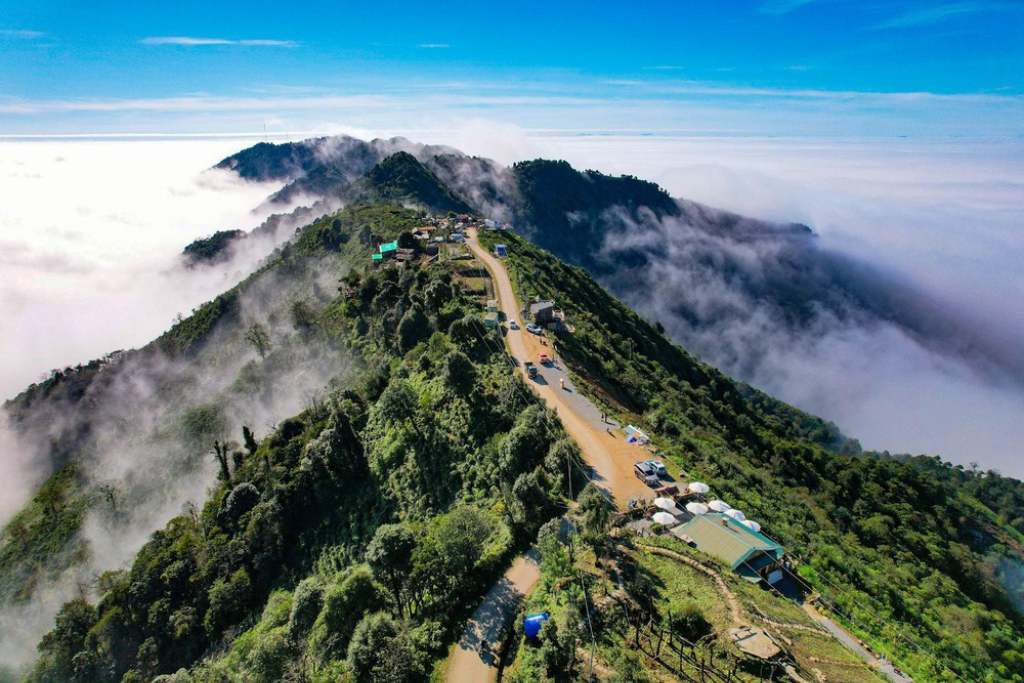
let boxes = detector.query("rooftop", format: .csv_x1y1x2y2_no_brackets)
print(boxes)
529,300,555,314
672,513,783,572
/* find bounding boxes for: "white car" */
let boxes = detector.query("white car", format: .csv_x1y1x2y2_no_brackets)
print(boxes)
508,320,519,330
526,323,542,334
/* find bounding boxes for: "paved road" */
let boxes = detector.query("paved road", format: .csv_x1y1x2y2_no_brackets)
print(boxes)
446,550,541,683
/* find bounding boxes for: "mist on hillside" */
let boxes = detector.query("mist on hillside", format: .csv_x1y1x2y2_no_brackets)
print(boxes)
0,139,357,668
433,130,1024,474
0,246,355,667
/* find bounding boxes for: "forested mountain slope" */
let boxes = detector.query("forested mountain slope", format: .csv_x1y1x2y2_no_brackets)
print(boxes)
1,137,1022,681
479,228,1024,681
14,205,579,682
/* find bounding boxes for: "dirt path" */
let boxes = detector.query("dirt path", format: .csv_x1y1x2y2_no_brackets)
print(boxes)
467,229,653,509
802,603,914,683
636,542,745,625
446,550,541,683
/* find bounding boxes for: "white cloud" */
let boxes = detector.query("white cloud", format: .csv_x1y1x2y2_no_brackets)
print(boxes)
759,0,819,15
0,29,44,39
0,138,301,400
140,35,297,47
873,1,1016,29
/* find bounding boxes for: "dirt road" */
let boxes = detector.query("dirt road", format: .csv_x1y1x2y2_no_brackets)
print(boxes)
445,550,541,683
443,231,656,683
467,229,653,508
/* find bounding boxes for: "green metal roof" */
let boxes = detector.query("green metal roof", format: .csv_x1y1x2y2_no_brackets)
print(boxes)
371,253,383,261
673,513,783,571
379,240,399,253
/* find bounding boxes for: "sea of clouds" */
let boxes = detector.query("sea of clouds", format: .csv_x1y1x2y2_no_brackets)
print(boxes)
1,130,1021,482
436,126,1024,474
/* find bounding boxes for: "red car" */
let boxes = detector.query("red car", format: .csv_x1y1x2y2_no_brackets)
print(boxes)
538,353,550,365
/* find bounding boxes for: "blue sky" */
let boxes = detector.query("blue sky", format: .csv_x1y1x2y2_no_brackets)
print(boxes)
1,0,1022,136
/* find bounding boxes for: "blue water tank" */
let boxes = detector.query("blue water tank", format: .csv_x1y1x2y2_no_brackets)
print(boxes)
524,611,550,639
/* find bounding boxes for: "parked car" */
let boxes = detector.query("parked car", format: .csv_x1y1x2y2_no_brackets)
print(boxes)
526,323,542,334
524,361,538,379
538,353,550,365
634,462,660,487
508,320,519,330
644,459,667,478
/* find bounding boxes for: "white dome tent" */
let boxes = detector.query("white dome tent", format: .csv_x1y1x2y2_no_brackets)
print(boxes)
654,497,682,514
687,482,710,495
724,509,746,522
685,502,709,515
708,499,731,513
741,519,762,532
652,512,677,526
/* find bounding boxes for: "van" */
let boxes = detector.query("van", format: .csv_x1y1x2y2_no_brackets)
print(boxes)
634,462,660,487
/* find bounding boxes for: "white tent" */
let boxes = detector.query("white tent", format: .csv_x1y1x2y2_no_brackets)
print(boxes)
687,482,710,495
654,497,680,512
652,512,677,525
708,499,731,512
685,502,709,515
724,509,746,521
741,519,762,532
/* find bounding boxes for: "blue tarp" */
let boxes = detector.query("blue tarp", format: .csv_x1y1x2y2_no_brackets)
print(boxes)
524,612,550,639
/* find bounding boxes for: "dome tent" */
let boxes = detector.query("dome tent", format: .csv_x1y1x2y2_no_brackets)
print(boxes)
686,501,709,515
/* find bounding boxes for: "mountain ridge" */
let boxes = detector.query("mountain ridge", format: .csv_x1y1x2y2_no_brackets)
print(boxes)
1,136,1021,681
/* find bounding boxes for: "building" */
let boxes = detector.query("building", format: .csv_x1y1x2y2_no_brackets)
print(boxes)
494,244,508,257
486,299,498,312
529,300,556,325
671,513,785,584
483,311,499,329
378,240,399,259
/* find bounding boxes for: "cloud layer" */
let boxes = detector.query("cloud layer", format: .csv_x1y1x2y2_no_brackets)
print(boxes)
0,139,296,400
140,36,297,47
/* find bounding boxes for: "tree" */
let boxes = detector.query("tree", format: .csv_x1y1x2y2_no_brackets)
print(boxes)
309,567,383,661
211,440,232,483
32,598,97,682
365,524,417,617
577,483,613,550
539,618,576,679
288,576,324,638
397,230,418,250
203,568,252,638
347,612,403,681
245,323,271,358
397,304,431,352
242,425,258,456
290,300,317,333
441,350,476,395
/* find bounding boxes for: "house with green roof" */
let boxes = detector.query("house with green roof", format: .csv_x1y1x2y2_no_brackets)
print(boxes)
378,240,399,258
671,513,785,585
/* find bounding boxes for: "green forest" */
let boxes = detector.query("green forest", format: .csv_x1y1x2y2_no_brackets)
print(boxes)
2,199,1022,682
480,228,1024,681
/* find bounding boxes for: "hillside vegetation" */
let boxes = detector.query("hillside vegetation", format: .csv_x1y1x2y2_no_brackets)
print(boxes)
481,228,1024,681
2,137,1023,682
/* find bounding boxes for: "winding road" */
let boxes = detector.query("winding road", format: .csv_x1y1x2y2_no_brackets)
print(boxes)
445,229,913,682
444,230,657,682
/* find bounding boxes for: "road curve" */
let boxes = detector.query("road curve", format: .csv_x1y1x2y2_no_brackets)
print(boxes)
466,229,654,508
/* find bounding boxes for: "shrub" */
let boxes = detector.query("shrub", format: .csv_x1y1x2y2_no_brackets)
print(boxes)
287,576,325,638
